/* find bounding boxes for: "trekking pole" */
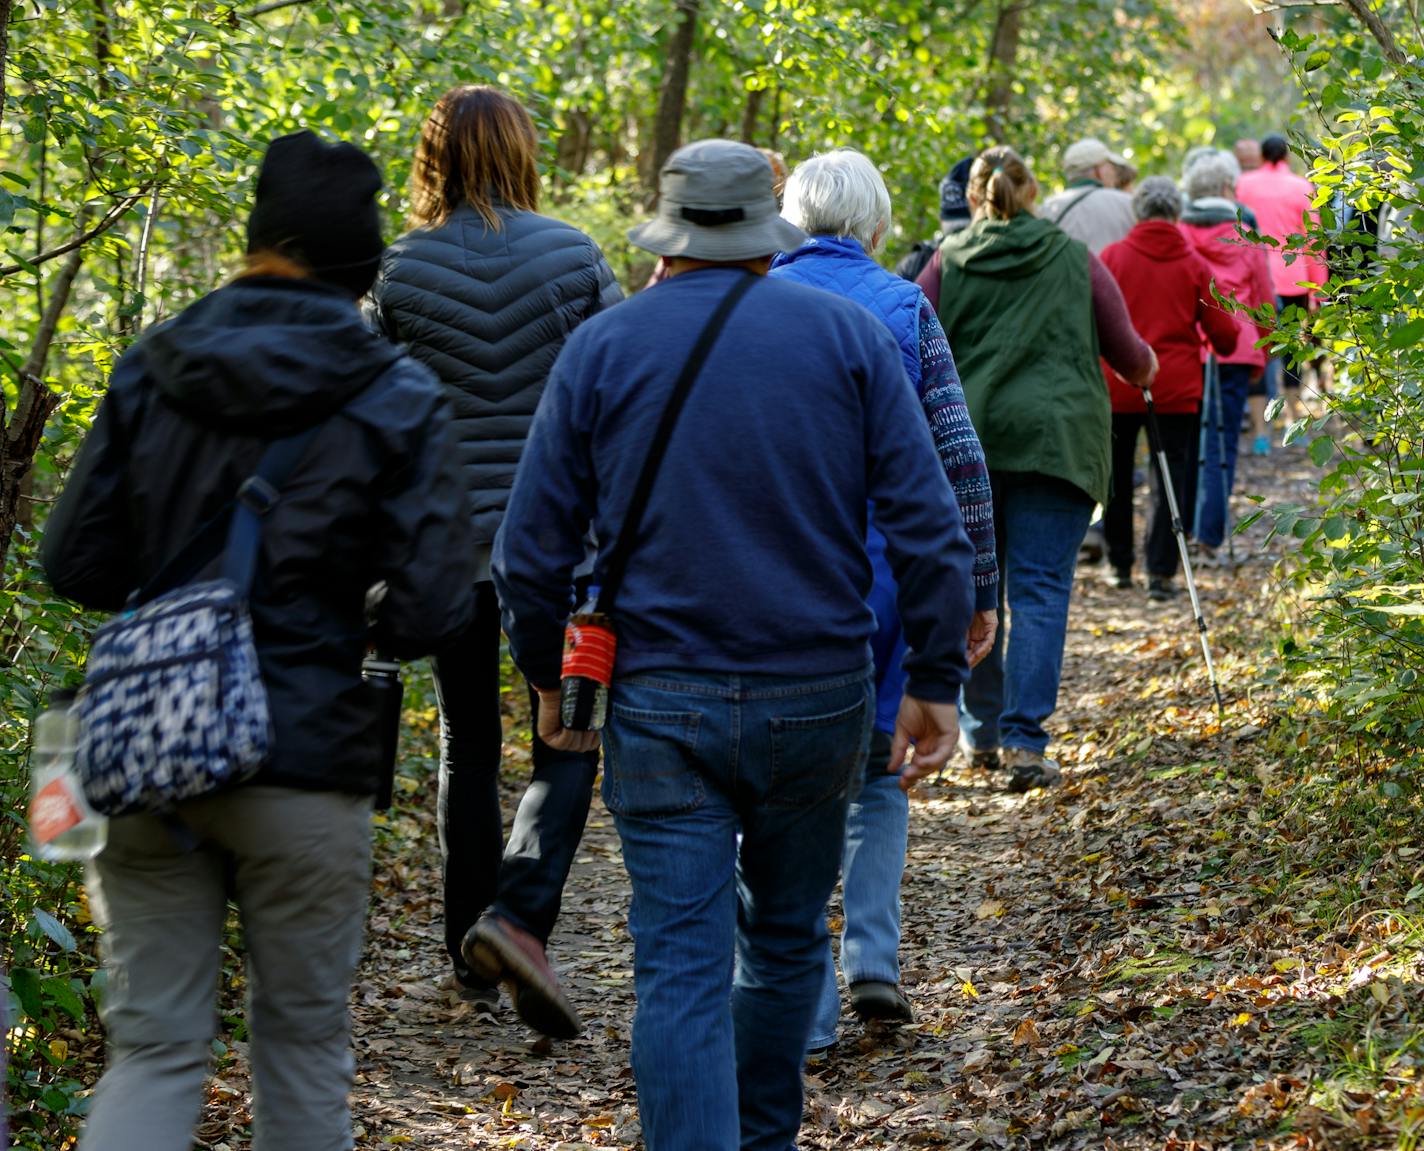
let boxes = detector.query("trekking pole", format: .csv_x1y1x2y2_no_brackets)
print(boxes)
1206,357,1236,569
1143,388,1226,714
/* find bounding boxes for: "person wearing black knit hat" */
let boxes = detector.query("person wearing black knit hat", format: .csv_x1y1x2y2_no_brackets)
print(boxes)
245,129,386,298
45,129,476,1151
893,155,975,282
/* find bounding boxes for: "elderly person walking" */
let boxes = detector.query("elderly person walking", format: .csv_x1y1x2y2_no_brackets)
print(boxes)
768,148,997,1047
367,86,622,1034
1040,137,1137,254
1180,151,1276,557
494,140,975,1151
917,146,1157,792
1099,177,1239,599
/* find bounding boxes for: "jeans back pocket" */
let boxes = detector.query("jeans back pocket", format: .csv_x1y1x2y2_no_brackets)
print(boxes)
603,704,704,818
767,692,870,810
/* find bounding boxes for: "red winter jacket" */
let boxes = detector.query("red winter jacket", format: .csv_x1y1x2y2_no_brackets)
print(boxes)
1179,216,1275,369
1100,220,1239,414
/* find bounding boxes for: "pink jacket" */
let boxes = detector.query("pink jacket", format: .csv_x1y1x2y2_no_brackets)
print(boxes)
1179,217,1275,367
1235,161,1328,296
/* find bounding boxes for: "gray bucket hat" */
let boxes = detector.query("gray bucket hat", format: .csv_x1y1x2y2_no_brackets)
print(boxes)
629,139,807,261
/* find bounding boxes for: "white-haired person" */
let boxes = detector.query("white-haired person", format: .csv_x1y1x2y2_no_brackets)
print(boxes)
1180,150,1275,555
1099,176,1238,599
769,148,998,1051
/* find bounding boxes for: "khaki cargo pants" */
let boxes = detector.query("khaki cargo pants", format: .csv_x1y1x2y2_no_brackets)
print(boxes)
79,786,372,1151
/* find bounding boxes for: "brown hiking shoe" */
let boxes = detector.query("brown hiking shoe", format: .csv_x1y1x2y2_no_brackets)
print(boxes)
462,914,583,1040
1002,747,1062,794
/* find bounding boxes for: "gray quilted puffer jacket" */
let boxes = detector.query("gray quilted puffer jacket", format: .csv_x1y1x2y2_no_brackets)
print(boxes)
368,203,623,575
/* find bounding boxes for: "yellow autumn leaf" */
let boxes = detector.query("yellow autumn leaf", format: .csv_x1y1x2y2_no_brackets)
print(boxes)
961,980,979,998
1272,957,1300,973
1231,1012,1253,1027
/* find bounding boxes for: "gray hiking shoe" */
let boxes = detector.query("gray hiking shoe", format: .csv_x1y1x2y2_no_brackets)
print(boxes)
1003,747,1062,794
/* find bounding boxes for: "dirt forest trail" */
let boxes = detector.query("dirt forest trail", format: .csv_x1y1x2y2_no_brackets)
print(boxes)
198,442,1414,1150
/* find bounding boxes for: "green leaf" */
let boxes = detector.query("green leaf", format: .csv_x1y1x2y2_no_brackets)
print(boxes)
1265,396,1286,422
1309,436,1335,467
1303,49,1331,72
1388,317,1424,349
45,975,86,1023
31,908,77,953
10,967,45,1021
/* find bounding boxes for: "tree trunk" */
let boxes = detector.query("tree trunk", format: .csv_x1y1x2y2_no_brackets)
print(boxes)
0,228,88,573
0,0,13,121
984,0,1024,143
1339,0,1407,68
739,86,764,144
644,0,700,196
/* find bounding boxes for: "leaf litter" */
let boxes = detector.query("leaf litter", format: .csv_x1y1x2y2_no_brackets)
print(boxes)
185,442,1420,1149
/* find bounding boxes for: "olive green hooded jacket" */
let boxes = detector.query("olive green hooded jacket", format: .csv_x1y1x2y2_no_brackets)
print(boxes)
936,213,1110,506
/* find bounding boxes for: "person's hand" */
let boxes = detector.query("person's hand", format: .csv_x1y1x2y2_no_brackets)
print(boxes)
889,695,961,793
1136,346,1160,391
965,609,998,669
535,687,601,753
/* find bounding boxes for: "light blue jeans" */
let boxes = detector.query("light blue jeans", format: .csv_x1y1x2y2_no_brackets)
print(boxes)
961,472,1095,755
808,730,902,1050
603,666,873,1151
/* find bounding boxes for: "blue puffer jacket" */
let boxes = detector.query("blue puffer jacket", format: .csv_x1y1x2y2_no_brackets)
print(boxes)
771,236,946,735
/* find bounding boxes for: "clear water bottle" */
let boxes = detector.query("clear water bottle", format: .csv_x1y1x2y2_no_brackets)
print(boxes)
28,690,108,862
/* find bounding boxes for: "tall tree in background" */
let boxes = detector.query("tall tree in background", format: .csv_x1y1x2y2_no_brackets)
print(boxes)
645,0,700,194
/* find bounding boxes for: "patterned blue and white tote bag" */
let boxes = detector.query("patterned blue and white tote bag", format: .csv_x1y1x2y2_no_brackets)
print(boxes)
74,426,320,816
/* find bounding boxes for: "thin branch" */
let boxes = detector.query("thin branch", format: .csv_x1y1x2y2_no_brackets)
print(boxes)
1340,0,1409,65
244,0,320,17
0,189,148,277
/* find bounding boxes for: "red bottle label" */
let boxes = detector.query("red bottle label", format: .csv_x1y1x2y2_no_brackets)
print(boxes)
31,777,83,845
562,620,617,687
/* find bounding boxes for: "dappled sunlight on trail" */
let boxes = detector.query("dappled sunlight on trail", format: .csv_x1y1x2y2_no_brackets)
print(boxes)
191,441,1421,1150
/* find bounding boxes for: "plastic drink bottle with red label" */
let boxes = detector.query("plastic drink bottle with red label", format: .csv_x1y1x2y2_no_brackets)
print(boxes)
560,608,616,731
28,690,107,862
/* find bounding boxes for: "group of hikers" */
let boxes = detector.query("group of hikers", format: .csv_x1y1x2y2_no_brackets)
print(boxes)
40,84,1327,1151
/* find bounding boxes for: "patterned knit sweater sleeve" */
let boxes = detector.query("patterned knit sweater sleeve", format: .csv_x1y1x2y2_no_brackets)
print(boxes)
916,295,999,612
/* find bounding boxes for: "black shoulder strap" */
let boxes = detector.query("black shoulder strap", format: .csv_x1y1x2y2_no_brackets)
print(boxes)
134,423,324,605
1050,185,1099,229
596,272,758,616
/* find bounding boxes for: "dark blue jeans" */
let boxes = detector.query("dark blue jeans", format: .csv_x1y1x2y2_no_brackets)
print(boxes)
961,472,1094,755
1196,363,1252,548
603,666,873,1151
433,581,599,986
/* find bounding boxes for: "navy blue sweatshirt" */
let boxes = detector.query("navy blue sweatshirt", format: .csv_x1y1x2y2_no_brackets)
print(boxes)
492,267,975,702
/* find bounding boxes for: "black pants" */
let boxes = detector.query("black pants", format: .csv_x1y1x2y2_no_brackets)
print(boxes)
1105,411,1199,579
432,581,599,986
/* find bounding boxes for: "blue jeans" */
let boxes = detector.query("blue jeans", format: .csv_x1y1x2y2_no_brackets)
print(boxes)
603,666,873,1151
960,472,1094,755
1196,363,1251,548
808,730,902,1050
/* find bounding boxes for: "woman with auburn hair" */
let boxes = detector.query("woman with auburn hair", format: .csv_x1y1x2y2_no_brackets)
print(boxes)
916,146,1158,793
368,86,622,1040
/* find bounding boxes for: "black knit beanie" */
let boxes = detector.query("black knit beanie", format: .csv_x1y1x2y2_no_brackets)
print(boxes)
939,155,975,226
246,130,385,298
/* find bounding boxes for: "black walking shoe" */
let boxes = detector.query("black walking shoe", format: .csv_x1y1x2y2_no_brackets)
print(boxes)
959,734,1001,771
1003,748,1062,794
1109,567,1133,590
1147,577,1177,603
849,980,914,1023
